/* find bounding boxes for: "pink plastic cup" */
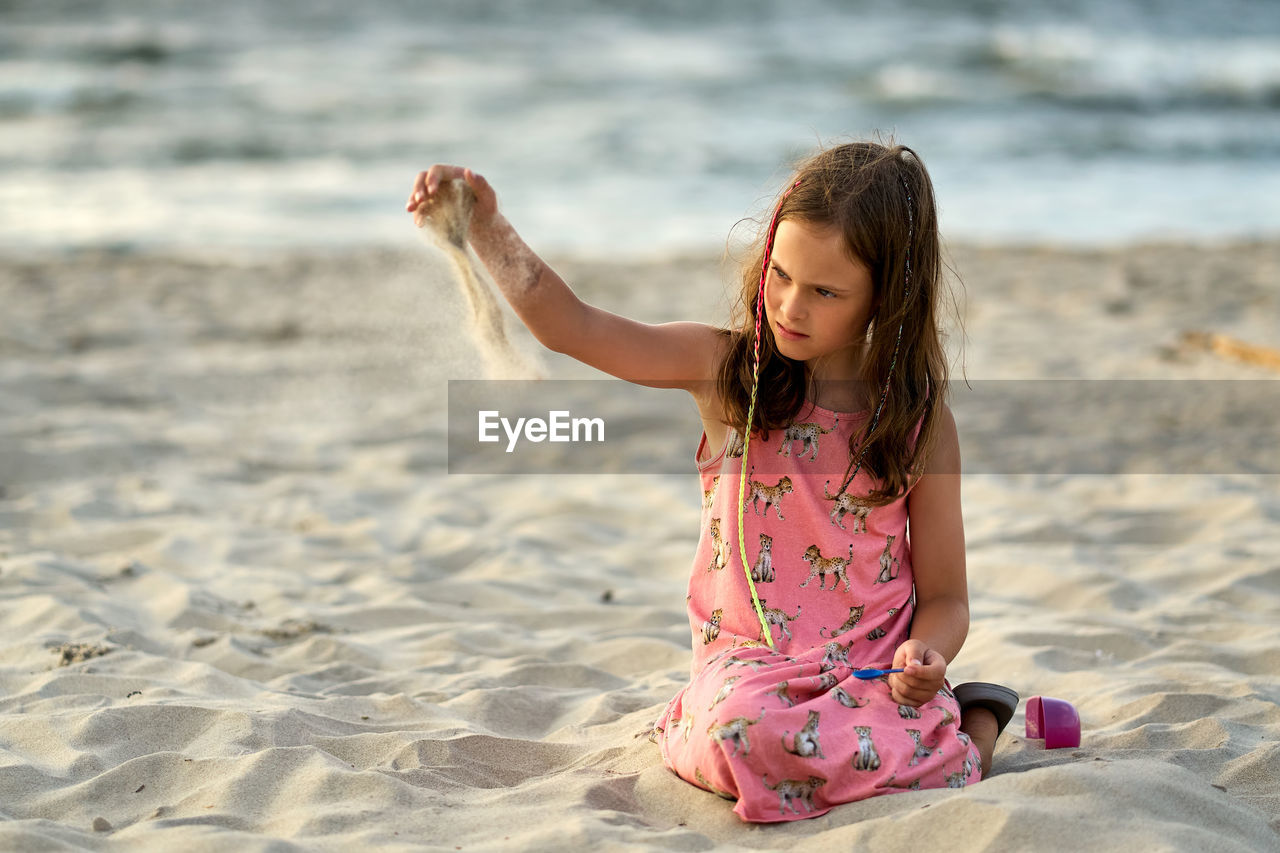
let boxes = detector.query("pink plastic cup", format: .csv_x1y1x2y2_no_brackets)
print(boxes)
1025,696,1081,749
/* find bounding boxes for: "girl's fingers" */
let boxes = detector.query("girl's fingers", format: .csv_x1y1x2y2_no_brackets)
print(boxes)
406,171,430,211
893,689,925,708
891,672,945,706
427,164,464,195
407,165,475,212
897,669,939,690
890,677,926,706
464,169,495,207
406,164,494,219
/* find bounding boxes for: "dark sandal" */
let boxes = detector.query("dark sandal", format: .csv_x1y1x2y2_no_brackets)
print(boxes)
953,682,1020,737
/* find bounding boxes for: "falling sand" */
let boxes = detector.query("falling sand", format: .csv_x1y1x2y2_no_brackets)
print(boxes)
415,179,543,379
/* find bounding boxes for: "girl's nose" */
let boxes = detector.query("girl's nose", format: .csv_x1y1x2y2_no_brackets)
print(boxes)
778,289,805,322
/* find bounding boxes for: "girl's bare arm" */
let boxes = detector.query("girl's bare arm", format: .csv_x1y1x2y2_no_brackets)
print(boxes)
408,165,721,392
890,405,969,706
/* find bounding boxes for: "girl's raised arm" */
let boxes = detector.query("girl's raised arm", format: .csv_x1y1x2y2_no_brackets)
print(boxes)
408,165,722,393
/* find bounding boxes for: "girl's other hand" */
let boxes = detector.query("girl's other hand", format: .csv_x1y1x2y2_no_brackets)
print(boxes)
406,164,498,229
888,639,947,707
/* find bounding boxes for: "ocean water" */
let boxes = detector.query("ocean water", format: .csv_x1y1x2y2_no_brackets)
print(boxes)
2,0,1278,256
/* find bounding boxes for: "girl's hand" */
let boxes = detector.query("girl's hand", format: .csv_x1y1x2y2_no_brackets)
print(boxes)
888,639,947,707
406,164,499,230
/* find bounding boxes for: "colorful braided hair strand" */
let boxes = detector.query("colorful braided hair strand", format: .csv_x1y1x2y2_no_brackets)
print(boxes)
736,178,800,649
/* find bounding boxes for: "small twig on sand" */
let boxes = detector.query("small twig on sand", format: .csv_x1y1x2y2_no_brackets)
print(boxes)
1180,331,1280,373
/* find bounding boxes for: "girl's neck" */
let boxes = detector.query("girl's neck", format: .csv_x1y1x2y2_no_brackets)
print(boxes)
806,381,874,413
808,339,868,381
805,345,872,412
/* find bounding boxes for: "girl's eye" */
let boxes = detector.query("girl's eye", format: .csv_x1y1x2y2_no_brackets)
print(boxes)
772,265,835,298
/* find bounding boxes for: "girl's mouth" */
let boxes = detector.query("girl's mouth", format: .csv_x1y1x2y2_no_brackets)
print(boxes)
776,322,809,341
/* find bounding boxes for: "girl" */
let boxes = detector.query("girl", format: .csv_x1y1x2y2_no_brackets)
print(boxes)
406,141,1018,823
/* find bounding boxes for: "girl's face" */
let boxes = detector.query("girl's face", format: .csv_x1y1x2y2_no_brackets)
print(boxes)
764,218,876,380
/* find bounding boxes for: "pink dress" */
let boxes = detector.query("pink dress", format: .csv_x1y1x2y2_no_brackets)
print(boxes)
654,400,980,822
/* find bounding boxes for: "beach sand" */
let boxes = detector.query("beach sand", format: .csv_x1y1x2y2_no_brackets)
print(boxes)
0,240,1277,850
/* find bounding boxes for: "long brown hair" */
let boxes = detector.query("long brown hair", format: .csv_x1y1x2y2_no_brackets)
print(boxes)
716,140,948,506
